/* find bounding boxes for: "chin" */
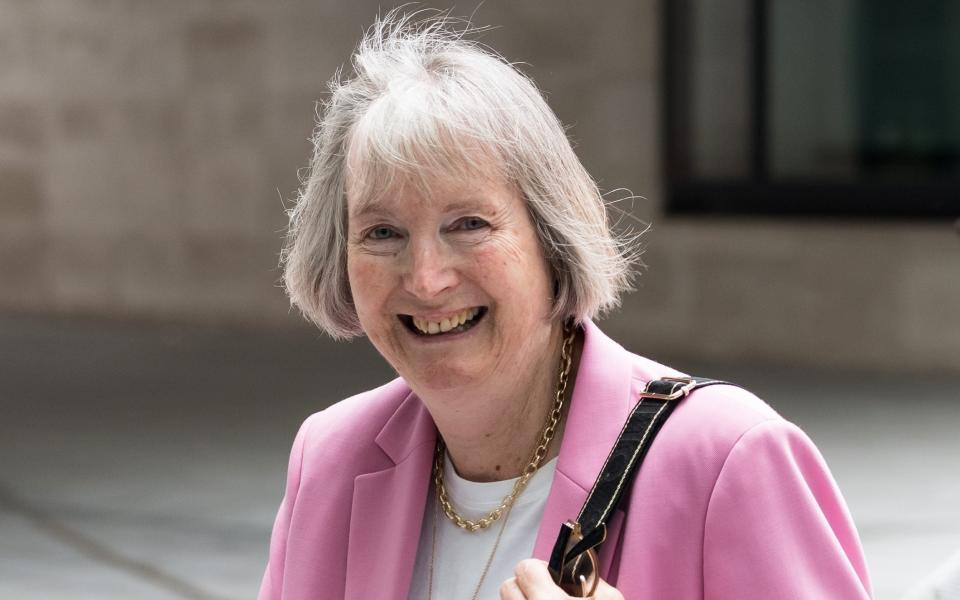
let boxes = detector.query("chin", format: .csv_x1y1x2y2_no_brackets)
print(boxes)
405,360,485,393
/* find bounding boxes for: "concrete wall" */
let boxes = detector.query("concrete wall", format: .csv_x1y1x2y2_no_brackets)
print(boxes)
1,0,957,371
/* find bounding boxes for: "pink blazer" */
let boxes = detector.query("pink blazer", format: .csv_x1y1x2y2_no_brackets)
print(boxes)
260,322,873,599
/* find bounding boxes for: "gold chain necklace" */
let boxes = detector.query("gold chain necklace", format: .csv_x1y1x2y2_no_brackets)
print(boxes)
432,324,575,532
426,325,574,599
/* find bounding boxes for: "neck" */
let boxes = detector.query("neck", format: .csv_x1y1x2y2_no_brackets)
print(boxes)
419,326,581,482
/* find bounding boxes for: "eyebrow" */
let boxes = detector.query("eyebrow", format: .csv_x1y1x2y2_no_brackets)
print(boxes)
350,198,391,220
351,197,497,220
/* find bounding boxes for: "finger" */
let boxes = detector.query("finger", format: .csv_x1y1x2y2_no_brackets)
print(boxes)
593,577,625,600
500,576,525,599
513,559,565,599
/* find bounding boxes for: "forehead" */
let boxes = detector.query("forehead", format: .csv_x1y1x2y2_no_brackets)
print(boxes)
343,97,517,219
348,172,520,219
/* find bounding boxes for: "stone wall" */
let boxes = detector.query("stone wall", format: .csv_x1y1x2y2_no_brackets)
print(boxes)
1,0,957,371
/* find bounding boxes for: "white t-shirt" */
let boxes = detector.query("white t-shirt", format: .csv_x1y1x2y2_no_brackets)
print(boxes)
407,455,558,600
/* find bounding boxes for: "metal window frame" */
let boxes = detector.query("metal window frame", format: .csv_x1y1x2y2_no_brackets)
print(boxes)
662,0,959,220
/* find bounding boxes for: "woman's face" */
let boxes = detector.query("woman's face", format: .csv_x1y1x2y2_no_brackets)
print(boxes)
346,173,557,393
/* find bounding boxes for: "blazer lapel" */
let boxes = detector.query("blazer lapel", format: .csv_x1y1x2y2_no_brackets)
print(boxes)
533,321,635,581
345,392,437,600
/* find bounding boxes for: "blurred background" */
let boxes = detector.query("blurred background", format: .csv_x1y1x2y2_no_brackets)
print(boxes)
1,1,957,598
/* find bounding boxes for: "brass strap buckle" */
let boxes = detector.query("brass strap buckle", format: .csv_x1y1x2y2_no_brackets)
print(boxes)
638,376,697,401
550,520,602,598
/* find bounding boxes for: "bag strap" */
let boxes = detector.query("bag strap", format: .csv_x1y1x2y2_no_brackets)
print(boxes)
548,376,738,584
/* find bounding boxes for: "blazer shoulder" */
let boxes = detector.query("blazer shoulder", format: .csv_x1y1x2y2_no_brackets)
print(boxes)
676,381,782,439
667,380,784,462
618,343,779,431
621,356,805,522
623,350,786,472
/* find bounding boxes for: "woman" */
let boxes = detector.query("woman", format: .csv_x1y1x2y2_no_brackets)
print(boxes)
261,12,873,600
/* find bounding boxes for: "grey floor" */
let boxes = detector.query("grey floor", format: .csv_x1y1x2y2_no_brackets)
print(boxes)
1,314,958,599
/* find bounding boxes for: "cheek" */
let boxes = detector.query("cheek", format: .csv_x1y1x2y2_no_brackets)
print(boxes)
472,238,553,307
470,244,503,276
474,230,532,272
347,256,391,319
500,234,551,289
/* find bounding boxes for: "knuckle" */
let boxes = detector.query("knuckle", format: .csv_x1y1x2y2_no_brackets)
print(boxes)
514,558,532,578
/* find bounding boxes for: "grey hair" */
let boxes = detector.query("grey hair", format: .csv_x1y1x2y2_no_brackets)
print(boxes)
282,9,640,339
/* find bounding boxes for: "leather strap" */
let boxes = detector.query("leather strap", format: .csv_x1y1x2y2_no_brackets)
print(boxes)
549,376,737,579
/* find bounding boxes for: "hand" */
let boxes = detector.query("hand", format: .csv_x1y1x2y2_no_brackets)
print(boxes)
499,559,624,600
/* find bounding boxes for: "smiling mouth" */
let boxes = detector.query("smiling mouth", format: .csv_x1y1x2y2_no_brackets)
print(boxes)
398,307,488,337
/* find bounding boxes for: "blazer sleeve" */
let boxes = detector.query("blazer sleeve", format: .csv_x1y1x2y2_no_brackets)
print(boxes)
703,419,873,599
258,414,315,600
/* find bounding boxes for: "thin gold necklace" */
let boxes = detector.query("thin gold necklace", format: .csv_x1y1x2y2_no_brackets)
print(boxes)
433,324,574,531
426,471,516,600
425,324,575,598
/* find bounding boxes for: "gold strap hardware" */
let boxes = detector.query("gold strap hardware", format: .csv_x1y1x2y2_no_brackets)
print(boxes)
637,376,697,401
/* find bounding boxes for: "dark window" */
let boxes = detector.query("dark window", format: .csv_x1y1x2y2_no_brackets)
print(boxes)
663,0,960,219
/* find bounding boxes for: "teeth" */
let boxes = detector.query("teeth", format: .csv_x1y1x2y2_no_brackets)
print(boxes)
412,308,482,335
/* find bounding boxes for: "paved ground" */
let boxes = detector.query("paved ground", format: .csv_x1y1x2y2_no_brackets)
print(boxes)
1,314,958,599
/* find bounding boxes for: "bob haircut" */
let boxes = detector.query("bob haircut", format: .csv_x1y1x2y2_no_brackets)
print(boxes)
282,10,639,339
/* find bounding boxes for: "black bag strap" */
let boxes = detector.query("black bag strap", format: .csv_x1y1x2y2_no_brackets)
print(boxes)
548,376,738,590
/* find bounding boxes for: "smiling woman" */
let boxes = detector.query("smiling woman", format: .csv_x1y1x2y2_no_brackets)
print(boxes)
282,13,632,344
261,9,873,600
346,175,558,399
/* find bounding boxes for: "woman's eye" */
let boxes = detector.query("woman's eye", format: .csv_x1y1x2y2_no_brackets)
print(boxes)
457,217,488,231
366,226,397,240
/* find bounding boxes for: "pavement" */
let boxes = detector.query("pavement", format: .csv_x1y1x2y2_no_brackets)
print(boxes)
1,314,958,599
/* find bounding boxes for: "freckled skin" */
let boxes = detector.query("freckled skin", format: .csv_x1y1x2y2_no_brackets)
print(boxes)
345,174,562,463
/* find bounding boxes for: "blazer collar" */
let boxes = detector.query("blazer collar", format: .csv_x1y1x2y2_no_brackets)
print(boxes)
552,320,636,491
375,387,438,465
532,320,637,579
346,391,437,599
346,320,638,596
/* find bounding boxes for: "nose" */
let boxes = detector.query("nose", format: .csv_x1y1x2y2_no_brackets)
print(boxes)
403,238,458,300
